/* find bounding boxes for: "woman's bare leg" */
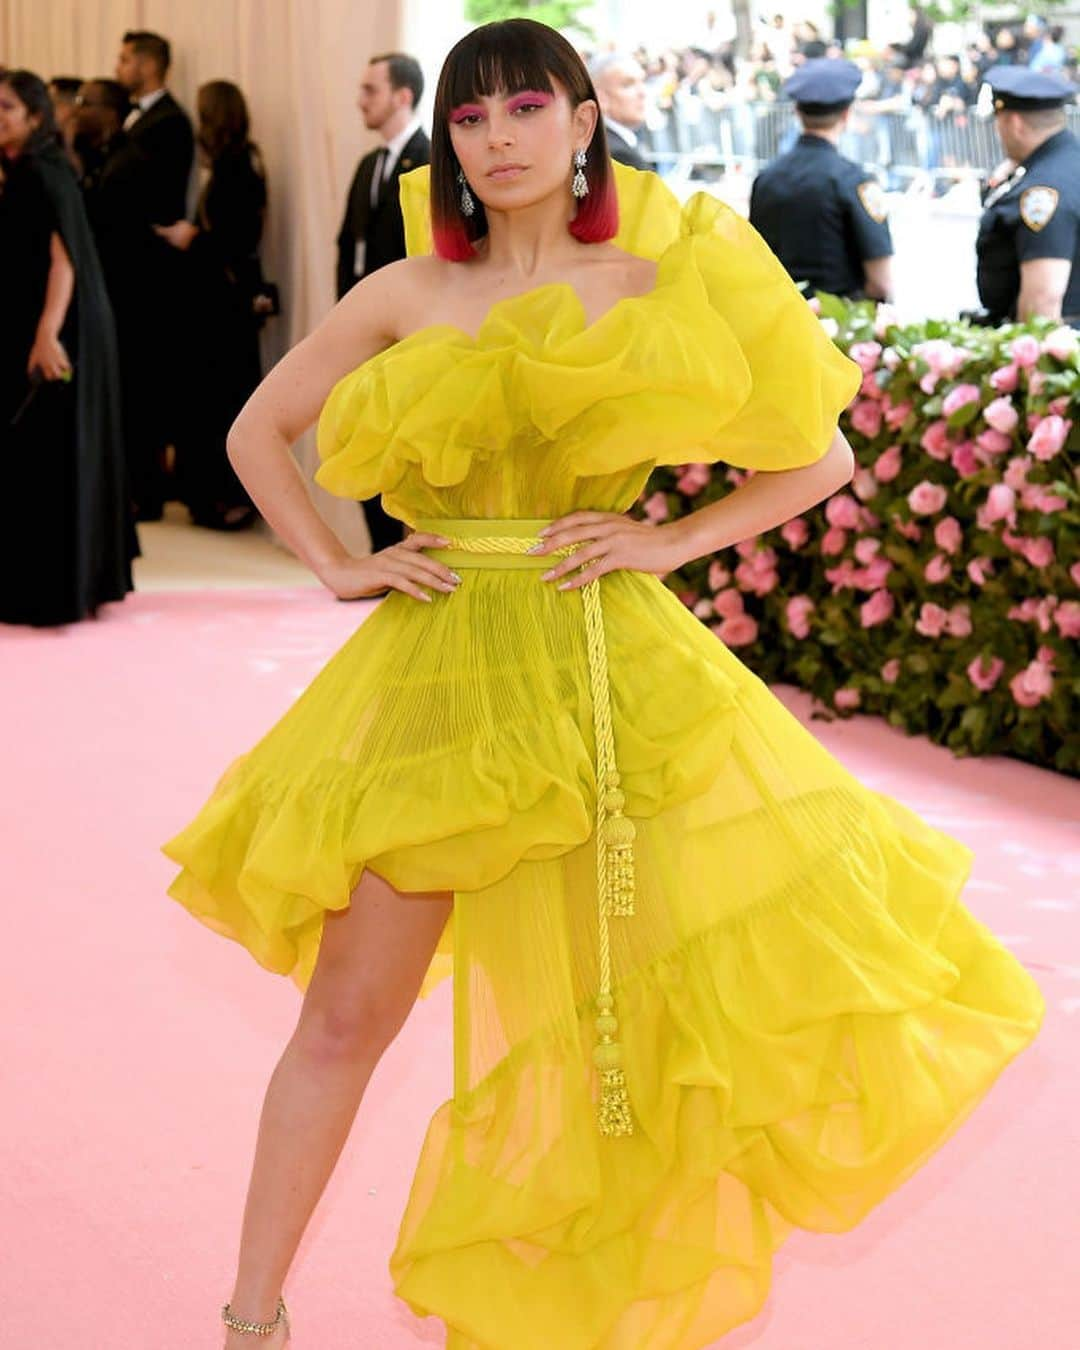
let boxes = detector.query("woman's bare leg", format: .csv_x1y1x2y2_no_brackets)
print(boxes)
221,867,452,1347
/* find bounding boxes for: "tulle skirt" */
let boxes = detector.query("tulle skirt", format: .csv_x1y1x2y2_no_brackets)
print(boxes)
163,554,1044,1348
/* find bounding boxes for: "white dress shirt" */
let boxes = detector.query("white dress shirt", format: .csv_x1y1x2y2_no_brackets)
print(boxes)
356,117,423,275
122,86,168,131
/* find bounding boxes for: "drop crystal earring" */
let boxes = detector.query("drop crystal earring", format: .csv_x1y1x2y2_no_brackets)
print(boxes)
457,168,475,217
571,148,589,199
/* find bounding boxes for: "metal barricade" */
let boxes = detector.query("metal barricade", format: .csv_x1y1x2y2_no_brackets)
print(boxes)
643,101,1080,184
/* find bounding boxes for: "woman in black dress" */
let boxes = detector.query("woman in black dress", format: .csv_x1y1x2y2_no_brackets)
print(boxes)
155,80,269,530
0,69,135,627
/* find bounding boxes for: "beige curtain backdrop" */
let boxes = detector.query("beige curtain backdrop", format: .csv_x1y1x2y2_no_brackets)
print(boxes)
0,0,466,552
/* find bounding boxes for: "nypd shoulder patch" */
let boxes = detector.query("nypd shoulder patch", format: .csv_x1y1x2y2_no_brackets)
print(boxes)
1019,185,1059,232
856,180,888,223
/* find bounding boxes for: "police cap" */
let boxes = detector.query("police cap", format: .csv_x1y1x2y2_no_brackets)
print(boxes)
985,65,1078,112
783,59,862,114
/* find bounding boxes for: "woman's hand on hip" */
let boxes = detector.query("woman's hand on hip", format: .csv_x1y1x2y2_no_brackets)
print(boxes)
317,532,460,603
533,511,693,590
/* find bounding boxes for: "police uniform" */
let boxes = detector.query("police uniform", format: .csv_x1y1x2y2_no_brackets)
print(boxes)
749,60,893,299
975,67,1080,325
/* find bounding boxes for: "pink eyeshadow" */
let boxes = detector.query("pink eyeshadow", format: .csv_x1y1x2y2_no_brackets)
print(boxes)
506,90,553,111
450,103,484,122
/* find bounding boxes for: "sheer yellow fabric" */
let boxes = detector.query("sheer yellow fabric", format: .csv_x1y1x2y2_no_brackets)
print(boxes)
162,163,1045,1348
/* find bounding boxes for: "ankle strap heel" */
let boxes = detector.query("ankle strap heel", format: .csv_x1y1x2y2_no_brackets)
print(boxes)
221,1296,288,1337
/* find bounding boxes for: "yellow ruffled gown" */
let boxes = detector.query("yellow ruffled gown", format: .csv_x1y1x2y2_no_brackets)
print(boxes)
162,163,1045,1349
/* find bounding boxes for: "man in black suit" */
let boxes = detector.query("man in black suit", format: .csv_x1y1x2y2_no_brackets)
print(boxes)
587,53,651,171
114,29,194,520
337,52,429,550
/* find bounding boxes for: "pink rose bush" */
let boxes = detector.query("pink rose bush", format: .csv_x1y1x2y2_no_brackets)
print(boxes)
645,304,1077,771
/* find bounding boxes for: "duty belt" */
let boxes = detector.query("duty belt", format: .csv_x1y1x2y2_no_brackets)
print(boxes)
419,517,636,1138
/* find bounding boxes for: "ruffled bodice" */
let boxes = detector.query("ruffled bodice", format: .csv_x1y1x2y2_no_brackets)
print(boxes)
315,163,861,523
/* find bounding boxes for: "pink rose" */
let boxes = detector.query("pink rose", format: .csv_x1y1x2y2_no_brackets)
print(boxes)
716,614,760,648
860,557,893,590
643,491,669,522
875,304,901,337
984,482,1016,523
873,444,902,482
1054,601,1080,639
983,396,1019,434
884,399,913,429
933,516,963,555
852,467,879,502
967,556,994,586
892,516,922,542
734,538,760,559
1037,644,1058,669
989,363,1019,393
1042,326,1079,362
881,657,902,684
1071,562,1080,589
1050,396,1071,416
920,419,952,460
692,598,714,618
786,595,815,639
1028,370,1046,397
735,558,779,595
859,371,884,400
946,603,972,637
849,398,884,438
1021,536,1055,569
850,340,883,373
712,588,745,620
914,338,966,378
951,441,979,477
825,493,861,529
854,536,881,564
834,687,861,711
1009,333,1041,367
1004,455,1031,490
915,602,949,637
860,588,895,628
807,296,822,315
942,383,981,417
675,462,711,496
780,517,809,550
907,480,948,515
707,560,731,591
821,526,848,555
825,560,858,592
924,553,952,584
967,655,1004,692
1028,414,1071,461
1021,485,1067,514
1009,658,1054,707
976,427,1013,457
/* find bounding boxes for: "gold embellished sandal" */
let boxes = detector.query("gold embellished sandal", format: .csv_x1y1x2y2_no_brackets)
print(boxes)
221,1296,289,1339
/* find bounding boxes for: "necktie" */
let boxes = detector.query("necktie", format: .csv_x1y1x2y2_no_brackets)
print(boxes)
123,104,142,131
369,147,387,209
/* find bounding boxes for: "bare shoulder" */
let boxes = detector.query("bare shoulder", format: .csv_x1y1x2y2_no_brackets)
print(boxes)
335,254,457,341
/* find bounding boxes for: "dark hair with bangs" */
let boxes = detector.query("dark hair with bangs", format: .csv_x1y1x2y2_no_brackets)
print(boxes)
429,19,618,261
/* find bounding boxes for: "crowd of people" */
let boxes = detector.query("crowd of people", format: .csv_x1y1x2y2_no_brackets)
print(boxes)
0,31,272,627
600,10,1079,182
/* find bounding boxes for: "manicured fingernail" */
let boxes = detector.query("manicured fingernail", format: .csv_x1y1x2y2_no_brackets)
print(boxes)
525,544,543,554
449,571,462,583
538,526,550,537
435,537,450,546
541,569,556,581
557,580,572,590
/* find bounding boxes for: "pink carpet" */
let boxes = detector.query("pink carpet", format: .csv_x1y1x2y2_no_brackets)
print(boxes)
2,587,1076,1348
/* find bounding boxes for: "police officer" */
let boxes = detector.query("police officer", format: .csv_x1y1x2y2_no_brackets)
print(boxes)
750,59,894,301
974,66,1080,325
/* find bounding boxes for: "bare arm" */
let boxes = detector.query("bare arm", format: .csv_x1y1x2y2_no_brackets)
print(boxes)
535,430,856,588
669,429,855,562
226,258,460,602
1017,257,1072,321
28,232,75,379
862,256,894,302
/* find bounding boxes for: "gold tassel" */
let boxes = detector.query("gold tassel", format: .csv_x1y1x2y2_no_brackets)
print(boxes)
600,776,636,917
594,996,633,1136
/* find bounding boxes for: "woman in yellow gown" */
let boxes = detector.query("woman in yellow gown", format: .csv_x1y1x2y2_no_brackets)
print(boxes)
163,20,1045,1349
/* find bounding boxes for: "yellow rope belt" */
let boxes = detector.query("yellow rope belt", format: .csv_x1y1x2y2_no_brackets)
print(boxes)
418,518,636,1138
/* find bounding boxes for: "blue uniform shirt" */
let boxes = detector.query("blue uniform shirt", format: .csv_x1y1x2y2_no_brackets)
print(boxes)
976,128,1080,323
749,134,894,298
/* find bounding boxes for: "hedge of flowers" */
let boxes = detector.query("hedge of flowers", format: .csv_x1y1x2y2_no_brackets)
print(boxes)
643,301,1079,776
